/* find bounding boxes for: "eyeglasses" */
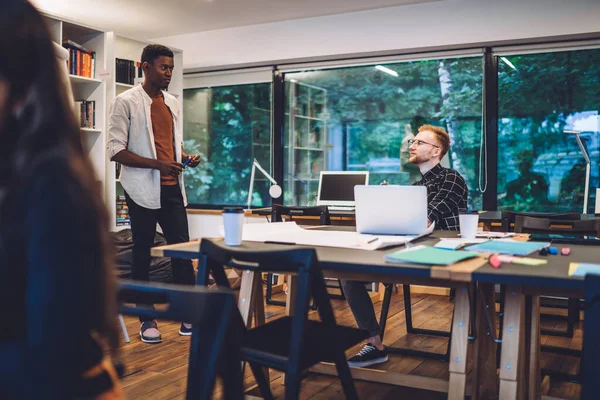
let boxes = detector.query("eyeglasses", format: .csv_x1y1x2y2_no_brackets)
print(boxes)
408,138,440,148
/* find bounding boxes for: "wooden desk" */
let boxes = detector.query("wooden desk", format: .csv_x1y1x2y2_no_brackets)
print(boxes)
152,231,494,400
473,243,594,399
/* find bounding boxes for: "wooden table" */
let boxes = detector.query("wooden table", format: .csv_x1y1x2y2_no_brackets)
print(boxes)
152,230,496,400
473,242,595,399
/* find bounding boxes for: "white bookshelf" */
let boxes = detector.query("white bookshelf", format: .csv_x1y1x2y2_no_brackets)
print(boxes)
43,13,183,231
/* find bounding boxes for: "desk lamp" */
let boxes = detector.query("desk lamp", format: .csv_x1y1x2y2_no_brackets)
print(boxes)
564,130,590,214
247,158,282,210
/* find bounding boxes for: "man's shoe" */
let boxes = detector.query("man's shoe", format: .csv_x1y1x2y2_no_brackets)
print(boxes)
179,323,193,336
347,343,388,368
139,320,162,344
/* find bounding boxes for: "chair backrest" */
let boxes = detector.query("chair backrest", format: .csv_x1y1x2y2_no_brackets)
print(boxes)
118,281,241,400
583,273,600,400
514,215,600,235
271,204,331,225
197,238,317,281
501,210,581,232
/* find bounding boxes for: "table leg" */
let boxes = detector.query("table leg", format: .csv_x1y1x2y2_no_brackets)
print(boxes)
474,283,498,399
499,286,525,400
448,285,471,400
525,295,540,400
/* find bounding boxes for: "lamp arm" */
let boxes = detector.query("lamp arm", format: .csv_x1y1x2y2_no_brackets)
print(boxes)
253,159,278,185
573,134,591,164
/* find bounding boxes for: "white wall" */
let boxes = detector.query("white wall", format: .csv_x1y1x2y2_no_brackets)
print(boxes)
154,0,600,71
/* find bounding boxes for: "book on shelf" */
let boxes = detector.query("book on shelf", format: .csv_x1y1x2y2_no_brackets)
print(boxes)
115,58,142,85
73,100,96,129
116,195,130,225
63,40,95,78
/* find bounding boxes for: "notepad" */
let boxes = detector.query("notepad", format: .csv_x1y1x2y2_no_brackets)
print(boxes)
568,263,600,277
464,240,549,256
384,245,479,266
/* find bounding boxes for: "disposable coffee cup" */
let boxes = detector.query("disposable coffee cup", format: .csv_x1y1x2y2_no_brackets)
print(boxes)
459,212,479,239
223,207,244,246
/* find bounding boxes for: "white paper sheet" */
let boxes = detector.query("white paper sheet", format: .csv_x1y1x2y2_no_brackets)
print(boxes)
240,222,435,250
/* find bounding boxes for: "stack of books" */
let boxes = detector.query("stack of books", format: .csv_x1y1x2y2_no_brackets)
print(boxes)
73,100,95,129
63,40,95,78
116,195,130,226
115,58,141,85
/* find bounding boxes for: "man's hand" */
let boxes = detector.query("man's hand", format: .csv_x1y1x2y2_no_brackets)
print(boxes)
186,154,201,168
156,160,183,177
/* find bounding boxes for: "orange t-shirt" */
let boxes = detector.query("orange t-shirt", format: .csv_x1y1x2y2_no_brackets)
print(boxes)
150,95,178,186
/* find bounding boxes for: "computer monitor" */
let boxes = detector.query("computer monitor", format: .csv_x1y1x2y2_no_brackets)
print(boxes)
316,171,370,207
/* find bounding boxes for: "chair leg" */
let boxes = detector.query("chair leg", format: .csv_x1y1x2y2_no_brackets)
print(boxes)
403,284,414,333
265,272,286,307
118,314,130,344
378,284,393,341
332,349,359,400
249,362,274,400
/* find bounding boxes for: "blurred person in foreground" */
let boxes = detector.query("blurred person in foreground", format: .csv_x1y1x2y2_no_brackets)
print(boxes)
0,1,122,398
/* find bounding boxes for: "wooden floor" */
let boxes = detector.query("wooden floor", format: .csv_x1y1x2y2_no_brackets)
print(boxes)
118,288,582,399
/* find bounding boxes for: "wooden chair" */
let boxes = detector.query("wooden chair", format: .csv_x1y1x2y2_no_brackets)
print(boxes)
583,273,600,400
268,204,344,307
196,238,365,400
118,281,242,400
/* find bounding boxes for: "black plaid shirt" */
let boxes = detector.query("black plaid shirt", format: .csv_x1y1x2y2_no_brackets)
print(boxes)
414,163,468,231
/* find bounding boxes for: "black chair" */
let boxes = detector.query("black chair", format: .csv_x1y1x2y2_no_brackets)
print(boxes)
267,204,344,307
500,210,581,232
118,281,242,400
197,238,365,400
583,273,600,400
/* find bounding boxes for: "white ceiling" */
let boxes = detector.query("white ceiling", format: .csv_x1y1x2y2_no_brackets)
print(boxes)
32,0,440,40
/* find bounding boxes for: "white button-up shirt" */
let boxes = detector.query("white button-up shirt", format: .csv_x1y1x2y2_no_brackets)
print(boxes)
107,85,187,209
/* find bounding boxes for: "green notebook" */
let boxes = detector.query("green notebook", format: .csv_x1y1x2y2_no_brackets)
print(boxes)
384,245,479,266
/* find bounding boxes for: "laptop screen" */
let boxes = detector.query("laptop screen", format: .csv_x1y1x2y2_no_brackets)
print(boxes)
317,171,369,206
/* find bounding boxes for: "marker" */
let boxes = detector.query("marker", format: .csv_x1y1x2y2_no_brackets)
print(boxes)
182,157,192,167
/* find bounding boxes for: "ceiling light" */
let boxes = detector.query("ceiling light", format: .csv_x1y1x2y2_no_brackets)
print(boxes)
374,65,398,77
500,57,517,71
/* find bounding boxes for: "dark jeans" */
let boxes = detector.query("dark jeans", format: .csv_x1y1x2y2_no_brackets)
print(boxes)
125,185,195,322
340,280,381,338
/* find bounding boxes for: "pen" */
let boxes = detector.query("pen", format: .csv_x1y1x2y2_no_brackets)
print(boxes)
264,241,296,245
366,237,379,244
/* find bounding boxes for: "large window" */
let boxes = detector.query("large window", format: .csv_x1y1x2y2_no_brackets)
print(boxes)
283,56,484,210
497,49,600,213
182,83,272,207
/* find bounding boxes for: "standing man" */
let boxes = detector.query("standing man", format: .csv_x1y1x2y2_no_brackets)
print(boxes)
341,124,468,367
107,44,201,344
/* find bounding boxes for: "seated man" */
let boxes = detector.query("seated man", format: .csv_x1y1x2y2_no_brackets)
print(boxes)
341,124,468,367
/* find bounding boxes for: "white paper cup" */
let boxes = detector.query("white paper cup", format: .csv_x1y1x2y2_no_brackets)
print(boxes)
223,207,244,246
459,213,479,239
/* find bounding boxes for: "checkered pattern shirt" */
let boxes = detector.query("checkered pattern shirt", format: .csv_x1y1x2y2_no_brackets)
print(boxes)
414,163,468,231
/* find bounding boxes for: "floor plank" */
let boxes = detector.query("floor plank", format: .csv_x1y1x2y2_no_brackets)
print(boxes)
118,286,582,399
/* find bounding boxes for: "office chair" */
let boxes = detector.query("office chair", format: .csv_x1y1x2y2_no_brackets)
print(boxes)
583,273,600,400
196,238,364,400
267,204,344,307
118,281,242,400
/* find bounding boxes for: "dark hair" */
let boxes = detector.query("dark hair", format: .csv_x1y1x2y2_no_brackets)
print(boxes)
0,2,118,351
141,44,174,64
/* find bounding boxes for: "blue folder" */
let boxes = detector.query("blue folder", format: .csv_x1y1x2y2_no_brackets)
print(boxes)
464,240,549,256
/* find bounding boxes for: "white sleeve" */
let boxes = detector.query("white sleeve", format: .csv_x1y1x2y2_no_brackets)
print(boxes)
106,96,129,159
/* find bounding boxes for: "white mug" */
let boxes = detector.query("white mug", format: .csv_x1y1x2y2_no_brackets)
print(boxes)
459,213,479,239
223,207,244,246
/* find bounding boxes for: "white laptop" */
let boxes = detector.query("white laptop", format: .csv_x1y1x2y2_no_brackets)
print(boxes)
354,185,428,235
316,171,369,210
